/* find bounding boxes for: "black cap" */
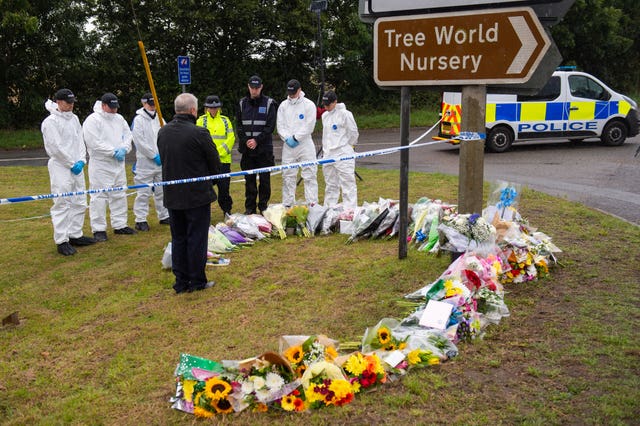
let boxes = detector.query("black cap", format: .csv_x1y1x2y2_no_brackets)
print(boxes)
286,79,301,94
322,90,337,106
141,92,154,106
101,92,119,109
204,95,222,108
248,75,262,88
54,88,76,103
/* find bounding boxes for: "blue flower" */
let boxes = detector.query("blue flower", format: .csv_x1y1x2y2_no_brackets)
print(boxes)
469,213,480,225
298,114,304,119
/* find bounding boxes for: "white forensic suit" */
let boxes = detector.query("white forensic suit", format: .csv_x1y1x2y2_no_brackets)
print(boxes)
131,107,168,223
41,100,88,244
321,103,359,209
276,91,318,206
82,101,133,232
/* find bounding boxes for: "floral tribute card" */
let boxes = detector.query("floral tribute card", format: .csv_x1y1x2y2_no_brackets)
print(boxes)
418,300,454,330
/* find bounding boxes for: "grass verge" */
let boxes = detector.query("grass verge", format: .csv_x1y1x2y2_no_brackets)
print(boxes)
0,165,638,425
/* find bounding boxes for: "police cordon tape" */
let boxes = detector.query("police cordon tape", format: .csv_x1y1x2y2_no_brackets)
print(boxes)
0,139,447,206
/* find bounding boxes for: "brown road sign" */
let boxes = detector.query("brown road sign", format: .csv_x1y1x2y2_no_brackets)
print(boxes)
374,7,550,86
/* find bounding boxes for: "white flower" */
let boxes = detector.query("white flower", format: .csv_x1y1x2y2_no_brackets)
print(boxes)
255,387,272,403
251,375,266,390
265,372,284,391
241,379,254,394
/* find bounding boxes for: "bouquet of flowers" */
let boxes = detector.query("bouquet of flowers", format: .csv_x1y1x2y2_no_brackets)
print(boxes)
438,212,496,254
262,204,287,239
301,361,355,408
361,318,408,353
281,335,338,377
286,205,311,237
342,352,387,392
406,348,441,368
231,352,304,413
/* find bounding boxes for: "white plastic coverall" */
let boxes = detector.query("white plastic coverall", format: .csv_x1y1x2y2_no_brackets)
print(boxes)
276,91,318,206
41,99,88,244
82,101,133,232
131,107,168,223
321,103,359,209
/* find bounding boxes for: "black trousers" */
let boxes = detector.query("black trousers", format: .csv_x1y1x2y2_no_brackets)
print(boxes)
240,152,275,213
214,162,232,214
168,204,211,293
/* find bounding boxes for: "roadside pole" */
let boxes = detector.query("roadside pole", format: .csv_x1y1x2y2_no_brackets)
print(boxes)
398,86,410,259
458,85,486,214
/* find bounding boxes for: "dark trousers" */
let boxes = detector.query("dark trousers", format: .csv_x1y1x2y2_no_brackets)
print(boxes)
168,204,211,293
241,153,275,213
214,162,232,214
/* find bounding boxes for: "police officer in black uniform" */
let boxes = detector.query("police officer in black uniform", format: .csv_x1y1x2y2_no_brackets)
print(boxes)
236,75,277,215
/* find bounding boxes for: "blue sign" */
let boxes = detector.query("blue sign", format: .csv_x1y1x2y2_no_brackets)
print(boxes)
177,56,191,85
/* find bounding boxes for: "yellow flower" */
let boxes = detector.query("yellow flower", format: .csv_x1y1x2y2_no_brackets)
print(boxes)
182,380,196,402
325,345,338,361
305,385,324,404
193,406,214,418
344,352,366,376
280,395,297,411
408,349,421,365
204,377,232,401
328,379,354,405
212,398,234,414
351,380,361,393
284,345,303,364
377,326,392,345
428,357,440,365
398,341,407,350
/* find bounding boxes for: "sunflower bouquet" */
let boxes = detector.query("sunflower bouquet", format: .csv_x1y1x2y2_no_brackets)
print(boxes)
281,335,338,378
361,318,408,353
191,376,235,418
406,348,441,369
342,352,387,393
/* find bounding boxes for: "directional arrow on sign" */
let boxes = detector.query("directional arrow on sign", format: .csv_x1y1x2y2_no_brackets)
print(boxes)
374,7,551,86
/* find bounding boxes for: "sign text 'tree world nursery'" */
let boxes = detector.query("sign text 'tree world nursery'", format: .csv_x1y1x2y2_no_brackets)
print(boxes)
374,8,550,86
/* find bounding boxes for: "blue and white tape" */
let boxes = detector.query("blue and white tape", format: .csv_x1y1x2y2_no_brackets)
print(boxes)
0,140,443,205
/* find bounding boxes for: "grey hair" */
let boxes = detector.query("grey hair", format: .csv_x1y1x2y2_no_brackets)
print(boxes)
174,93,198,114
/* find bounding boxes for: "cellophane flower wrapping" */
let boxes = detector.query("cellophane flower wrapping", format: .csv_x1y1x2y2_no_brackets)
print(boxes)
372,200,399,239
208,225,236,253
226,213,266,240
319,206,344,235
306,203,328,235
286,205,311,237
215,224,251,245
347,201,389,243
485,180,522,221
263,204,287,239
438,212,497,255
279,335,339,378
248,214,272,234
361,318,409,353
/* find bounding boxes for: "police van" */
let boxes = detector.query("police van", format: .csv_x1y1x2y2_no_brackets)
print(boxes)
438,67,640,152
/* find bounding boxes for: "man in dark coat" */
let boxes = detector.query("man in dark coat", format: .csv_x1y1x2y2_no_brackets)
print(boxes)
157,93,221,294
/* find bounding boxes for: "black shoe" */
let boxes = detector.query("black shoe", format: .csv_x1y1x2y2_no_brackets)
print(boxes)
57,242,77,256
189,281,216,292
93,231,108,242
69,235,97,246
244,209,256,215
135,221,150,232
114,226,137,235
159,218,170,225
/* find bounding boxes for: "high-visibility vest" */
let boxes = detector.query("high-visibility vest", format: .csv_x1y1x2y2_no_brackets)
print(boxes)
196,111,235,164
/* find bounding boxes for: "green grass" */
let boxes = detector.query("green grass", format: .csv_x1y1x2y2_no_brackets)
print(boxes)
0,165,639,425
0,129,44,150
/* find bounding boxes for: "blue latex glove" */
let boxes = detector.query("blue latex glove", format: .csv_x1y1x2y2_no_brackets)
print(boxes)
153,154,162,166
285,136,299,148
70,160,85,175
113,147,126,161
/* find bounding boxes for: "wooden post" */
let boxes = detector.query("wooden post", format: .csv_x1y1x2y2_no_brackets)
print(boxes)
458,85,486,214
